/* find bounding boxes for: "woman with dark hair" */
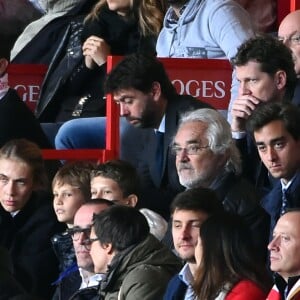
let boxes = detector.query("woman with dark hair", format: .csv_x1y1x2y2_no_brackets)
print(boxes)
193,212,271,300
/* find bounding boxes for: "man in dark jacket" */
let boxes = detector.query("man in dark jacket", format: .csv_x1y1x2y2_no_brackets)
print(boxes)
164,188,224,300
0,139,65,300
172,108,270,260
230,35,297,196
87,205,181,300
246,102,300,239
104,53,211,219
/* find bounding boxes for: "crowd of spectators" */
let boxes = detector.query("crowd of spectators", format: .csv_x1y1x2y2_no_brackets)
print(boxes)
1,1,300,299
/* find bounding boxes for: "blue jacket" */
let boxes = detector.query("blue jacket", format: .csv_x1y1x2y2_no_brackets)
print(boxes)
163,275,187,300
262,171,300,239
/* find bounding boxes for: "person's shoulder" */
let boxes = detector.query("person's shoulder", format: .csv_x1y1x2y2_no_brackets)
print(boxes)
172,94,213,109
226,280,266,300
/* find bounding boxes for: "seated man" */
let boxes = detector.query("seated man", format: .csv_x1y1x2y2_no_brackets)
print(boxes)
53,199,113,300
267,209,300,299
164,188,224,299
172,108,270,259
88,205,182,299
246,102,300,237
103,53,211,219
0,139,65,299
230,35,297,195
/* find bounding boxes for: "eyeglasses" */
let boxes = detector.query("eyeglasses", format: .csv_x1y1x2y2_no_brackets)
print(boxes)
171,144,209,156
82,237,100,246
67,226,91,241
278,35,300,45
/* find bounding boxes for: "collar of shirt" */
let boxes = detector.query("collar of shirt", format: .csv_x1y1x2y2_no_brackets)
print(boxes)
0,73,9,100
168,3,189,23
179,263,196,299
275,273,300,299
10,210,20,218
155,114,166,134
79,268,105,289
281,172,298,191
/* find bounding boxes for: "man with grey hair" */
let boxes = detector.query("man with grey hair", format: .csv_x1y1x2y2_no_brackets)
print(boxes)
172,108,269,260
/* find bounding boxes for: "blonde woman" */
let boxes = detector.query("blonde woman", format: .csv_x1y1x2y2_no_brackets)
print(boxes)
82,0,166,68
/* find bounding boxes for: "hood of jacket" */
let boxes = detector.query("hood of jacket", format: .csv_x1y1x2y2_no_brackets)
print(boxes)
101,234,181,293
163,0,205,30
10,0,86,60
37,0,86,14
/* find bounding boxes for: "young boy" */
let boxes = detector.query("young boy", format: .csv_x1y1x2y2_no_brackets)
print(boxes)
52,161,93,272
91,159,168,240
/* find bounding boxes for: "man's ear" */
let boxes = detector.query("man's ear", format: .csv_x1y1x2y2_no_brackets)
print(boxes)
103,243,114,254
125,194,138,207
274,70,287,90
0,58,8,77
151,81,162,101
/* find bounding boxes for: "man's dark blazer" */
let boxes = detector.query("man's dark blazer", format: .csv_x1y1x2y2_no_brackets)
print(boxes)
262,170,300,239
0,88,51,148
136,94,211,219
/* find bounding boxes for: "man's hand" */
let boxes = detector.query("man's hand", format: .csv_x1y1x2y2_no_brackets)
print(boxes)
231,95,260,132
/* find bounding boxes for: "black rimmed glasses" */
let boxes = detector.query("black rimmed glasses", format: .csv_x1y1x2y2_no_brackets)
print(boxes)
67,226,91,241
82,237,100,247
171,144,209,156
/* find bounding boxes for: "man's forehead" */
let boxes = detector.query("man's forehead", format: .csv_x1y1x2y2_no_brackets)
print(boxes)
275,212,300,236
113,88,140,99
74,204,108,224
172,208,209,220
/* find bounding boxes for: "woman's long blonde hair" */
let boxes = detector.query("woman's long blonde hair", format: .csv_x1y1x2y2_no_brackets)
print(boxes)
85,0,166,36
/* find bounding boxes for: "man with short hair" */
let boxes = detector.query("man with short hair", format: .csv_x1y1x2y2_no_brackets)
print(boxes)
267,209,300,299
246,102,300,237
103,53,211,219
52,199,113,300
88,205,181,299
164,187,223,299
172,107,269,256
230,35,297,194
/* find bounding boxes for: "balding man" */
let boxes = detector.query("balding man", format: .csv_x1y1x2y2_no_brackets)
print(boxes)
279,10,300,107
267,209,300,299
53,199,113,300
